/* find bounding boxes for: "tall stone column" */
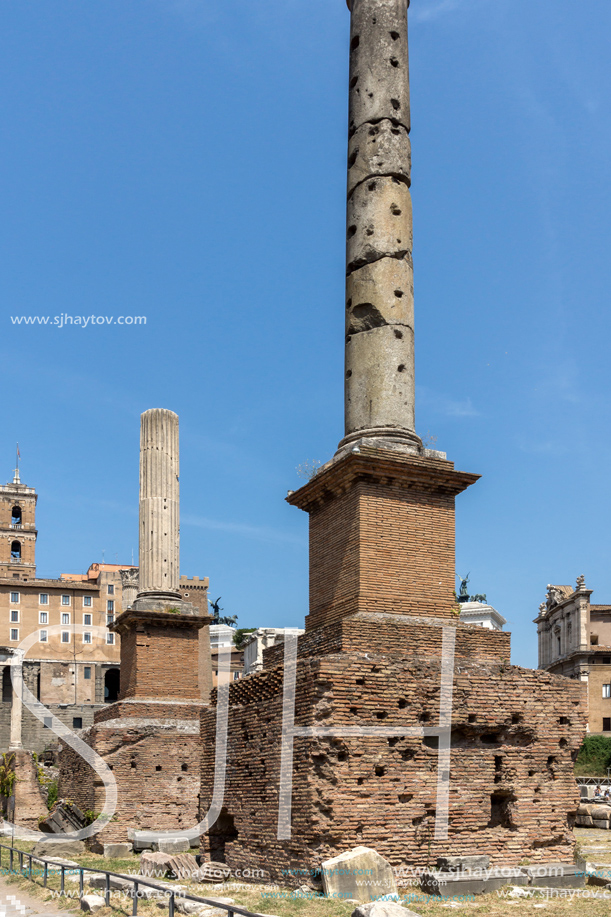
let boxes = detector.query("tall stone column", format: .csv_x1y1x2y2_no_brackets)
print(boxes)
136,409,181,601
341,0,420,452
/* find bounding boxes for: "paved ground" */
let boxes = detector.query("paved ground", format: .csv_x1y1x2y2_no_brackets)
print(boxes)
0,875,79,917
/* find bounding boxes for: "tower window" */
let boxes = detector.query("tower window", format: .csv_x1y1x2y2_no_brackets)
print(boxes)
83,632,92,644
107,614,114,626
39,630,48,643
11,506,22,526
39,611,48,624
61,595,71,606
10,610,19,623
83,614,92,626
10,629,19,642
73,717,83,729
61,632,70,644
106,633,115,645
83,596,92,607
10,592,19,604
107,600,114,612
84,667,92,680
39,594,49,605
108,584,114,595
61,613,70,625
10,541,21,560
603,685,611,699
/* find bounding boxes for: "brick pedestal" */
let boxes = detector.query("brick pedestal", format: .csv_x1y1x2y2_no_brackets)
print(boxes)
287,447,479,628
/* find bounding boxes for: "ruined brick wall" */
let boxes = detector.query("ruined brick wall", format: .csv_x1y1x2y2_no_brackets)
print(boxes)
119,623,200,700
263,615,511,670
59,714,202,849
58,739,96,814
201,647,586,882
5,749,49,830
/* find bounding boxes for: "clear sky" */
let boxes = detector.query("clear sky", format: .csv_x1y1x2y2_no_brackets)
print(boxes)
2,0,610,669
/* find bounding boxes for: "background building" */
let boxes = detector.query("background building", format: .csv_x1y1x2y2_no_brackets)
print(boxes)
0,466,210,752
535,576,611,734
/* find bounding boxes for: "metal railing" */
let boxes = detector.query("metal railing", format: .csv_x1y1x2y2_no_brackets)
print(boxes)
0,843,268,917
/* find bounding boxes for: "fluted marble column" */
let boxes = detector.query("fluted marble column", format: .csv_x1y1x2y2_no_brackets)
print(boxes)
137,409,181,600
340,0,420,452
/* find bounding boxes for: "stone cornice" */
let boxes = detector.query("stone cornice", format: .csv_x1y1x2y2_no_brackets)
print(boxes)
287,446,479,513
110,608,211,635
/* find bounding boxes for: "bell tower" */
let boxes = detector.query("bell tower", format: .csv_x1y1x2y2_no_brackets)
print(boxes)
0,469,37,580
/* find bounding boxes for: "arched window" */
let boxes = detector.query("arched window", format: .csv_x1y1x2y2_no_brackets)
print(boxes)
10,541,21,560
11,506,22,526
104,668,120,703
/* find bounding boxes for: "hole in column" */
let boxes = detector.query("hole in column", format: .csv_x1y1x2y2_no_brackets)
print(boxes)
391,99,401,111
390,59,399,68
399,364,406,372
390,31,400,40
346,298,352,309
365,228,374,236
394,329,403,340
368,125,379,137
394,289,404,298
346,370,352,379
348,150,358,169
350,75,359,90
391,206,402,216
374,765,385,777
351,35,360,51
347,225,357,238
391,127,401,136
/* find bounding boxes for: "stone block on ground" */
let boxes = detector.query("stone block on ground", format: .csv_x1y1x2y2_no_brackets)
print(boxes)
131,830,154,852
80,895,105,913
437,855,490,872
89,873,133,892
167,853,199,879
152,837,191,854
141,851,173,878
352,903,422,917
44,857,81,869
527,863,586,888
593,820,610,829
103,843,132,858
421,868,528,898
193,862,232,883
32,838,85,858
40,801,87,834
322,847,397,904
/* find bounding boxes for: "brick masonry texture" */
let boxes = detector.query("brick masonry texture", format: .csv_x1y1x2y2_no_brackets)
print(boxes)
287,449,479,628
114,614,201,701
59,714,201,847
200,633,587,883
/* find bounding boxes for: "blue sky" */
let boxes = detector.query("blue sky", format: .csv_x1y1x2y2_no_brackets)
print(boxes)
2,0,610,669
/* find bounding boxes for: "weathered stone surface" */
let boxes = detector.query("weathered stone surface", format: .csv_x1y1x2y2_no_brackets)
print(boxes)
137,408,180,598
349,0,410,136
594,819,610,829
352,902,421,917
347,177,412,275
591,805,611,819
345,323,415,435
153,837,191,854
44,857,81,869
527,863,585,888
168,853,199,878
437,855,490,872
422,868,528,898
322,847,397,904
80,895,105,913
39,801,87,834
193,862,232,883
346,256,413,334
348,121,411,197
141,851,173,878
32,839,86,858
103,843,132,858
89,873,133,892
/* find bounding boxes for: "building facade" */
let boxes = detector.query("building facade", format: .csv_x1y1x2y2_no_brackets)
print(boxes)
535,576,611,734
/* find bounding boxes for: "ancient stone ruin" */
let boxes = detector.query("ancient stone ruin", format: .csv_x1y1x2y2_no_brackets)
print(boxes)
199,0,587,883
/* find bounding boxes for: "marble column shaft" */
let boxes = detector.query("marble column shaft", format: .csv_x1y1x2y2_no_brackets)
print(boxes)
138,409,181,599
343,0,418,448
